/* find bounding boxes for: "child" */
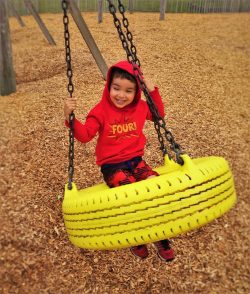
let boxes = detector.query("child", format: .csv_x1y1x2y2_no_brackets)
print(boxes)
64,60,174,262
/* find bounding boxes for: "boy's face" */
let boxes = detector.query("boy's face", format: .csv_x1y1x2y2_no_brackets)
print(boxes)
110,76,136,109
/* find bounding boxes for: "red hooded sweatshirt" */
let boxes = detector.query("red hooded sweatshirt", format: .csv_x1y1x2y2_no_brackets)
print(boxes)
65,61,165,166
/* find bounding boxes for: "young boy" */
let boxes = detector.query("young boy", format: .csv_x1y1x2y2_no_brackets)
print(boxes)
64,60,174,262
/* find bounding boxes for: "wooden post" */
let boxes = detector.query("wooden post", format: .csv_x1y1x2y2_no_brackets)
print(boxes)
23,0,56,45
67,0,108,79
0,0,16,95
98,0,103,23
159,0,167,20
8,0,25,27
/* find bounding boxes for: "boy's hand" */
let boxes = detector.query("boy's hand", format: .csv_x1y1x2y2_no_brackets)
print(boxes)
64,97,76,122
143,78,155,92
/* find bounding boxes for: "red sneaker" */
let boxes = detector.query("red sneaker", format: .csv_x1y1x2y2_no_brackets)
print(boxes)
130,245,149,259
154,239,175,262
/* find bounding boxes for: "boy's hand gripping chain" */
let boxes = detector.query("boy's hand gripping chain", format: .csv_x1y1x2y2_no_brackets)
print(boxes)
62,0,75,190
107,0,183,164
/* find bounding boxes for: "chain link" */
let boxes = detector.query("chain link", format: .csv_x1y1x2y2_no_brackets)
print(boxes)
107,0,183,164
107,0,137,64
62,0,75,189
117,0,140,67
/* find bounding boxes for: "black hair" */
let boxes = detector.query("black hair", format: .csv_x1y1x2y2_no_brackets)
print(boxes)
109,67,137,89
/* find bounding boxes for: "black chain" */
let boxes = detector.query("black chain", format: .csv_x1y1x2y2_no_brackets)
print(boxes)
62,0,75,189
107,0,138,65
107,0,183,164
117,0,140,67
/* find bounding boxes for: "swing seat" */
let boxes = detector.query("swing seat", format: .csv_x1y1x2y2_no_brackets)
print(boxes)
62,154,237,250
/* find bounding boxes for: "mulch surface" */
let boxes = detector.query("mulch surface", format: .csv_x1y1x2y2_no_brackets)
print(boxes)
1,12,250,294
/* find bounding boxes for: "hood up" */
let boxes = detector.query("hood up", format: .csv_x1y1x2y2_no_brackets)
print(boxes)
101,60,142,109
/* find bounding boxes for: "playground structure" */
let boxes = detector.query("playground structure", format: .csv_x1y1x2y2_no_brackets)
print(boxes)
0,1,239,244
60,0,237,250
1,1,249,292
0,0,16,95
1,0,108,95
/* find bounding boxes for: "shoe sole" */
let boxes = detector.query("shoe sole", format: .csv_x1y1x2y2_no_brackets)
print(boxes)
131,254,148,259
130,249,149,259
157,253,175,262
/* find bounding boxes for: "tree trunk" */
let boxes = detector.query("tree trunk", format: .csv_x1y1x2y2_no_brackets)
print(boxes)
98,0,103,23
159,0,167,20
0,0,16,96
128,0,134,14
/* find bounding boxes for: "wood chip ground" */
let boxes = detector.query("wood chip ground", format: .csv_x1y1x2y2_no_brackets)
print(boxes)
0,12,250,294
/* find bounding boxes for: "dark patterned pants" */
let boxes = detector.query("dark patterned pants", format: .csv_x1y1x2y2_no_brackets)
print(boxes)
101,157,159,188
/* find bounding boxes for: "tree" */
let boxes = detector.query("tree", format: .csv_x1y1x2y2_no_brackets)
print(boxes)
159,0,167,21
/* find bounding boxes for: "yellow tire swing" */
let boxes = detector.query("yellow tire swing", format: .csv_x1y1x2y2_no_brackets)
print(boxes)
61,0,237,250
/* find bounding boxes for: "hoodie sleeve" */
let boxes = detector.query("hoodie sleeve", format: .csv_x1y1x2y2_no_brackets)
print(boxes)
65,112,100,143
146,87,165,120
